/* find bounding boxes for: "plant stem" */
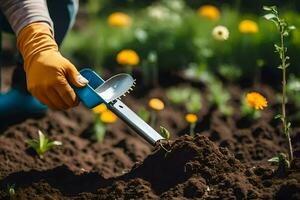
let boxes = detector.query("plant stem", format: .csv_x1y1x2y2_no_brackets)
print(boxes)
190,123,196,137
280,29,293,161
150,110,156,128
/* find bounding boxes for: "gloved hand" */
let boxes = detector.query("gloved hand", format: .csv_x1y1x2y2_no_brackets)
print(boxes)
17,22,88,110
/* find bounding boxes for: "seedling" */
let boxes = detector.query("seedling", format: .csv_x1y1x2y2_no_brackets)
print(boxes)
94,110,118,142
268,153,290,174
6,184,15,198
159,126,171,139
264,5,295,163
142,51,159,86
137,107,151,123
26,130,62,158
166,86,202,113
218,64,242,82
207,80,233,116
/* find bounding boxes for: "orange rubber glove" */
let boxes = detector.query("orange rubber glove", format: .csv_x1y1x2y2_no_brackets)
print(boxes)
17,22,88,110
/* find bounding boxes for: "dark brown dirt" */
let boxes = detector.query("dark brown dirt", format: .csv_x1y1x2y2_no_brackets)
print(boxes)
0,67,299,199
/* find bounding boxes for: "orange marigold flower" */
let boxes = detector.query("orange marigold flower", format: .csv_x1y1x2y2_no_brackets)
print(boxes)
108,12,131,27
100,110,118,123
116,49,140,66
185,113,198,124
246,92,268,110
92,104,107,114
148,98,165,110
197,5,220,20
239,20,259,33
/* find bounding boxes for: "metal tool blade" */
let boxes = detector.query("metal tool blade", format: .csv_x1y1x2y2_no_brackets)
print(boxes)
95,73,135,103
109,99,164,146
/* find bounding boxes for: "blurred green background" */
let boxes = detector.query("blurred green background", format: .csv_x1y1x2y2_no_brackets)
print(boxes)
4,0,300,84
60,0,300,84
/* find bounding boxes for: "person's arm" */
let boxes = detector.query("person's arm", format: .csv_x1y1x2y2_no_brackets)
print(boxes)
0,0,53,35
0,0,88,110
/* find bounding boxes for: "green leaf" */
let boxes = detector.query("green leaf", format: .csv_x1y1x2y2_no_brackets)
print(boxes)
159,126,171,139
262,6,273,11
274,114,281,119
26,140,39,151
94,117,107,142
288,25,296,30
268,156,279,163
263,13,276,20
27,130,62,157
137,107,150,122
38,130,46,150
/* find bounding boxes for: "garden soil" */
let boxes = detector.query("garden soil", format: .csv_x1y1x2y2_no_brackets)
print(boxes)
0,66,299,199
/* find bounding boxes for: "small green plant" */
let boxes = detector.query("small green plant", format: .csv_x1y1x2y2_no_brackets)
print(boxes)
166,86,202,113
218,64,242,82
264,5,295,163
6,184,15,198
207,80,233,116
26,130,62,158
94,116,107,143
159,126,171,139
93,110,118,143
268,153,290,173
137,107,151,123
142,51,159,86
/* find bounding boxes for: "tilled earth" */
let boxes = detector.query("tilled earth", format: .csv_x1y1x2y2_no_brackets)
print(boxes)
0,66,299,199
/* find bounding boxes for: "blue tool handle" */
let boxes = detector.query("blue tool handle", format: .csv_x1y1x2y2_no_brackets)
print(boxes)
73,68,106,109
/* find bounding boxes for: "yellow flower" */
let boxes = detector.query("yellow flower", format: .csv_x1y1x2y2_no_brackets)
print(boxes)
197,5,220,20
185,114,198,124
212,25,229,41
108,12,131,27
148,98,165,110
239,20,259,33
92,104,107,114
100,110,118,123
116,49,140,66
246,92,268,110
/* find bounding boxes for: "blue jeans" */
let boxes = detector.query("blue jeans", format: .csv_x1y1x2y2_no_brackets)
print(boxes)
0,0,78,91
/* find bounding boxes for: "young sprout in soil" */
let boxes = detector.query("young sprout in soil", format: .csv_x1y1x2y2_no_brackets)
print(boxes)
166,86,202,113
116,49,140,75
6,184,15,198
93,104,118,142
142,51,159,86
26,130,62,158
137,107,151,123
263,5,295,163
185,113,198,137
148,98,165,127
207,80,233,116
159,126,171,139
242,92,268,120
268,152,290,173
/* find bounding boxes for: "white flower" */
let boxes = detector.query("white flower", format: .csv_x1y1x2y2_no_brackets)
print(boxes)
212,25,229,41
148,6,169,20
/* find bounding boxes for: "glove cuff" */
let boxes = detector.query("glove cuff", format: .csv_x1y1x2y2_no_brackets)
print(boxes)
17,22,58,71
